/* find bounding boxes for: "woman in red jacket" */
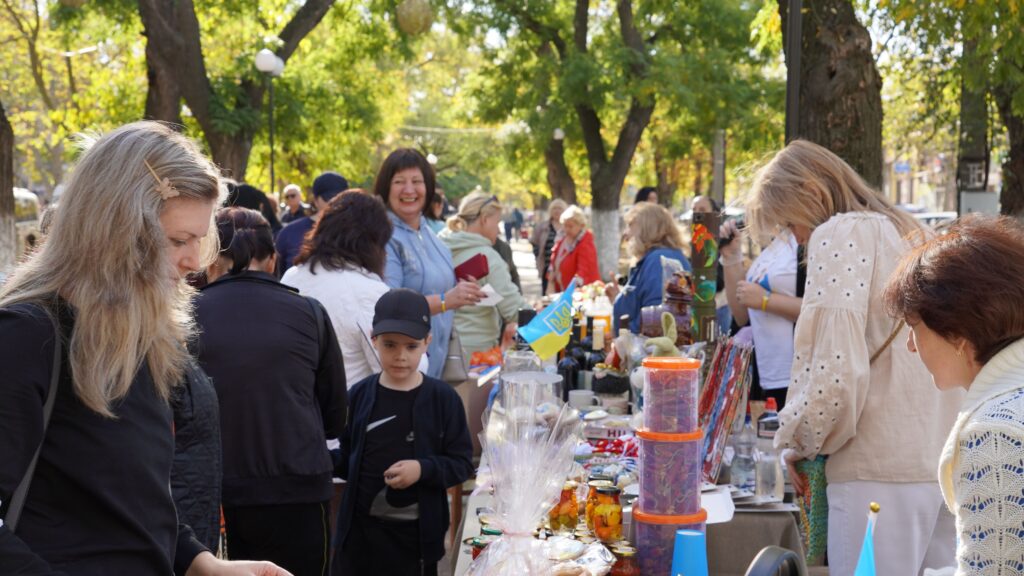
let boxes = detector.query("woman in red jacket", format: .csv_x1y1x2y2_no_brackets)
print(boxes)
548,205,601,293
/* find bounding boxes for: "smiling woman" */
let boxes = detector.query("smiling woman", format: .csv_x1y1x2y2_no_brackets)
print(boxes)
374,148,485,379
0,122,291,575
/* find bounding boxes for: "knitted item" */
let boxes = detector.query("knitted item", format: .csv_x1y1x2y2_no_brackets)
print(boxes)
953,388,1024,575
795,456,828,565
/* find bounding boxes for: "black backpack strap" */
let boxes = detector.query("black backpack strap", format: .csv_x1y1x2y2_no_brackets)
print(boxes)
6,310,62,532
796,245,807,298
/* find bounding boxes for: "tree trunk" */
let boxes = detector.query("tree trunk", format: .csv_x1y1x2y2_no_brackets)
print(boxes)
544,137,577,204
779,0,884,188
138,0,334,181
996,87,1024,217
653,142,679,206
0,101,17,273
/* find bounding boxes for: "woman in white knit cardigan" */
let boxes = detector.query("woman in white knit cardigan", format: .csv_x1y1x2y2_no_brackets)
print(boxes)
885,214,1024,575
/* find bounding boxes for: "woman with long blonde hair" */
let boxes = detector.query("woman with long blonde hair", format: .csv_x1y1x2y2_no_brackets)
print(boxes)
0,122,288,575
759,140,960,574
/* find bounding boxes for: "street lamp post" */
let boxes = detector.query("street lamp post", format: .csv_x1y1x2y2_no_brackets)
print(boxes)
255,49,284,194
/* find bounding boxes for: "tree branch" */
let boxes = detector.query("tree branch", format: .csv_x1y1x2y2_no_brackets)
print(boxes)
497,0,568,60
574,0,588,53
274,0,335,63
616,0,646,76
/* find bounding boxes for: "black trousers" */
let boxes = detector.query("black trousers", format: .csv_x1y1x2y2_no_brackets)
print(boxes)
224,501,330,576
333,512,438,576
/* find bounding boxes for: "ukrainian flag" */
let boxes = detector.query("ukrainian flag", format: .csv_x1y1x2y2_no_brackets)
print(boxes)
854,503,880,576
518,279,576,360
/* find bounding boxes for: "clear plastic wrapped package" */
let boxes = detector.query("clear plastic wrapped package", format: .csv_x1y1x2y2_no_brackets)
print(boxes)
468,373,614,575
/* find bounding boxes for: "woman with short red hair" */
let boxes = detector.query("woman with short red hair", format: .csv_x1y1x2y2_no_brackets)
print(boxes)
885,214,1024,574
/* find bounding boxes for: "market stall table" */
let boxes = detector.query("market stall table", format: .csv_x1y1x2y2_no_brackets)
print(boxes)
453,491,812,576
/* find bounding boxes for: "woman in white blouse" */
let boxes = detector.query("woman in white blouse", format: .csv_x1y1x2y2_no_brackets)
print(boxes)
284,191,426,385
750,140,962,574
885,215,1024,575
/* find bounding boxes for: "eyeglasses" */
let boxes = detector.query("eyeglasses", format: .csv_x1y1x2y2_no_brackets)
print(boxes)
477,195,498,216
285,194,299,199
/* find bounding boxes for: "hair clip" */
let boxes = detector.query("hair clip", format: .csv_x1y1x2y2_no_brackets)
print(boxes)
144,159,180,200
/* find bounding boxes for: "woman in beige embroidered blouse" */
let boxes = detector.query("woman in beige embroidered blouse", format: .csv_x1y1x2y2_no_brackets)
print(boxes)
749,141,962,575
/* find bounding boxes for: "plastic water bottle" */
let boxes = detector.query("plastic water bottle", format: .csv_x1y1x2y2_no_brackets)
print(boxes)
732,407,756,492
756,397,784,501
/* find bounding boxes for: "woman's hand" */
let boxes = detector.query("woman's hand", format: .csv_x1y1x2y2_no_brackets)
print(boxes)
187,552,293,576
782,449,807,497
446,279,485,310
735,280,768,310
604,276,620,300
720,219,742,260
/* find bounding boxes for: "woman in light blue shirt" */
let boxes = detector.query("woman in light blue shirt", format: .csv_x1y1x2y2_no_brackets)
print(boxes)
373,149,485,377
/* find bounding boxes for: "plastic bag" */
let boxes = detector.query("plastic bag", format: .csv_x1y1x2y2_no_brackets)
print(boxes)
468,374,615,575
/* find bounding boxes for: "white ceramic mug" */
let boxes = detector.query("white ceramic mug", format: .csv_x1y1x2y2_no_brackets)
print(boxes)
568,389,600,410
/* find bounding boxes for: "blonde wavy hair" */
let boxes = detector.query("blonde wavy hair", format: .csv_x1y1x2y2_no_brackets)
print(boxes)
446,190,503,232
559,205,588,228
0,121,224,417
625,202,685,259
747,140,922,243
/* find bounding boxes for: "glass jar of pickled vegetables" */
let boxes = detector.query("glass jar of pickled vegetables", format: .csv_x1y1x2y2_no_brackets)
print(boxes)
592,485,623,543
549,481,579,533
610,548,640,576
584,480,614,531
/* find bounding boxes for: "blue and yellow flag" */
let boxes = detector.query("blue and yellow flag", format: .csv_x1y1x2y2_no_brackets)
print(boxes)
853,503,880,576
517,279,576,360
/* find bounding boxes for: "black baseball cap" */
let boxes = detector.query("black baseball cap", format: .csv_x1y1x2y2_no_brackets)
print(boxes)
312,171,349,201
372,288,431,340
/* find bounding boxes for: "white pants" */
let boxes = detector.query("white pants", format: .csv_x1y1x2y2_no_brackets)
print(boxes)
827,481,955,575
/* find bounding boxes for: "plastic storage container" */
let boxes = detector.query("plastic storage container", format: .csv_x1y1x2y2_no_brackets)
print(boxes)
637,429,703,516
633,508,707,576
642,357,701,433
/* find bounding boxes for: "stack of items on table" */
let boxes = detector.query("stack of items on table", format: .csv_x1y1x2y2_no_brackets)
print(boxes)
634,357,707,575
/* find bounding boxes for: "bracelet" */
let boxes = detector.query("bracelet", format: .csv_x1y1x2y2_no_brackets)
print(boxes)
760,292,771,312
440,292,447,313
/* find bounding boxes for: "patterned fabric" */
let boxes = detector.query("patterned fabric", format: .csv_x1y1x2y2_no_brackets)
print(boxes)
938,337,1024,575
774,212,961,484
795,456,829,565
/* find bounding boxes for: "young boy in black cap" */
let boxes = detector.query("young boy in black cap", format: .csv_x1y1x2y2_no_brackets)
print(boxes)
332,288,474,576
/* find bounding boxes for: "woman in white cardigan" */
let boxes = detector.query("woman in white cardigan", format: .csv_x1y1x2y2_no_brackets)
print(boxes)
284,191,426,385
885,214,1024,575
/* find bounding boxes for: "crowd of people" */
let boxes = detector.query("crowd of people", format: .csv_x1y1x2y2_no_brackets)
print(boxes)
1,119,1022,576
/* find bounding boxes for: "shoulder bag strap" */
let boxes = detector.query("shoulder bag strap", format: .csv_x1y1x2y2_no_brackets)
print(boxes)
6,311,62,532
870,320,905,366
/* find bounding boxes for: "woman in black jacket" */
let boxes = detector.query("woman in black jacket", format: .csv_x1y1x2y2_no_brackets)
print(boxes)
0,122,287,575
194,207,347,576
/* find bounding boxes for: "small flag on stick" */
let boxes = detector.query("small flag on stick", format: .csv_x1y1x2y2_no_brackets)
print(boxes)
853,502,881,576
517,279,576,360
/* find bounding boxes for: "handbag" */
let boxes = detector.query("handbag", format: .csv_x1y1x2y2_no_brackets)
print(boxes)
441,326,469,386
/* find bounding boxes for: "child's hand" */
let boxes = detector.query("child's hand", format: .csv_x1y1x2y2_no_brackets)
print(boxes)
384,460,421,489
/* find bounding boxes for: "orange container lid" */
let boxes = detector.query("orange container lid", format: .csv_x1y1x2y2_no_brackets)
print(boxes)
642,357,701,370
637,428,703,442
633,508,708,525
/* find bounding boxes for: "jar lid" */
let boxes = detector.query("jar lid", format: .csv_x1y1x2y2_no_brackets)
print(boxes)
587,479,614,488
563,480,579,490
588,472,613,482
642,357,701,370
481,526,503,536
617,549,637,558
637,428,704,442
632,508,707,525
596,485,621,495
